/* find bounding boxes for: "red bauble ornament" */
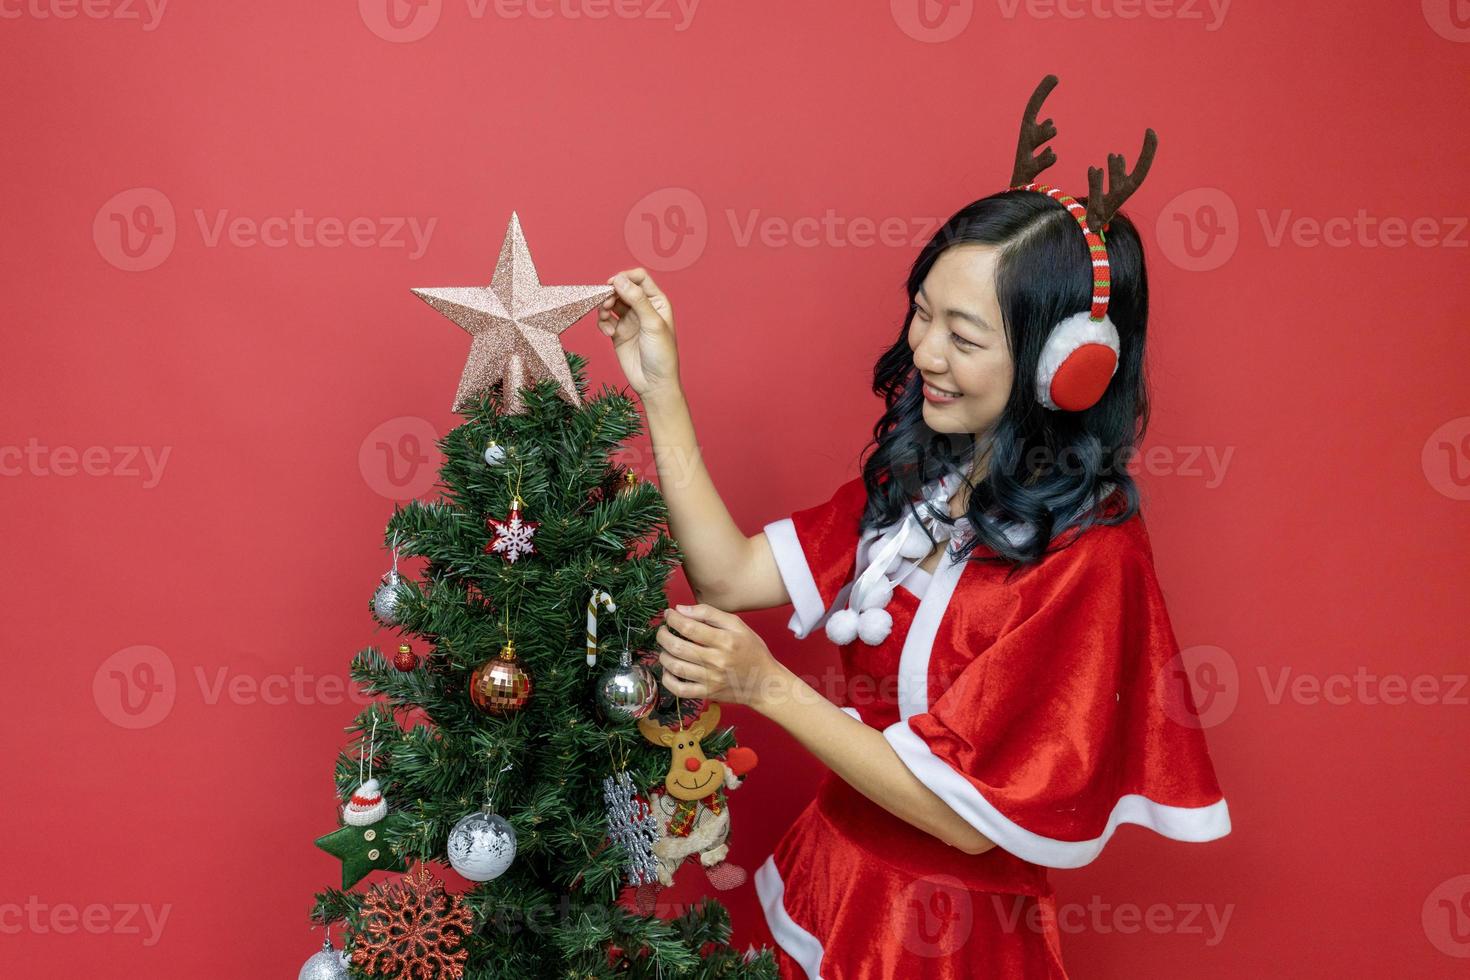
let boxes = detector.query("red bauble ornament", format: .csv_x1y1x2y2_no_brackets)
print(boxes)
393,643,419,672
469,641,532,715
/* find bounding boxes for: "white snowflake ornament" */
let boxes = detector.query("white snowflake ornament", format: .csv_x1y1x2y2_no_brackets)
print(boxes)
485,496,539,563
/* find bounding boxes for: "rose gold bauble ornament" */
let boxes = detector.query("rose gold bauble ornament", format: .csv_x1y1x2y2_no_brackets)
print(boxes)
469,640,532,715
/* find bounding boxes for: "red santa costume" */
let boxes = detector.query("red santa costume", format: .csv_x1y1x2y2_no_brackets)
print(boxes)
753,461,1231,978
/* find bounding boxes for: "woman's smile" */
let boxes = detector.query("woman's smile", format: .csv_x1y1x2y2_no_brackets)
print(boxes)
922,377,964,404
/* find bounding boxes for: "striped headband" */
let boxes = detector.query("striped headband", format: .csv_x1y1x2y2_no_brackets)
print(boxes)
1005,74,1158,325
1010,182,1111,322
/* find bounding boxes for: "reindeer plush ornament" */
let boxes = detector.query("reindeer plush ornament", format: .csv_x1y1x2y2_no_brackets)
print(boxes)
636,702,758,889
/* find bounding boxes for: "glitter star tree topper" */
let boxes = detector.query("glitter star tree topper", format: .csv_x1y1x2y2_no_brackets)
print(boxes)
413,212,614,414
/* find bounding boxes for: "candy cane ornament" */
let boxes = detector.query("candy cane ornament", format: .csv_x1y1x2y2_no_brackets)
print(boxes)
586,588,617,667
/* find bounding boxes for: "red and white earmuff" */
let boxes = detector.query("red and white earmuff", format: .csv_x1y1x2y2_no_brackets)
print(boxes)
1003,74,1158,413
1012,183,1120,411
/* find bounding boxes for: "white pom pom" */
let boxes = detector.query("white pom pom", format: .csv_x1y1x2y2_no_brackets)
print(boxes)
358,778,380,796
856,608,893,645
825,608,860,645
856,578,894,612
898,530,931,560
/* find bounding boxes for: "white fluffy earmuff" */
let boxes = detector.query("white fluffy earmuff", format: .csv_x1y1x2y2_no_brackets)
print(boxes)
1034,311,1120,412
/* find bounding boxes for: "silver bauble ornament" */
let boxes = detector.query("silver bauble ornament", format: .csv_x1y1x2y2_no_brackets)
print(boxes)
373,568,403,624
298,935,350,980
483,440,506,465
447,808,516,882
597,649,657,721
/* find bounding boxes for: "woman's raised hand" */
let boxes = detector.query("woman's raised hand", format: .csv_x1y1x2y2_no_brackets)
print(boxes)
598,268,681,400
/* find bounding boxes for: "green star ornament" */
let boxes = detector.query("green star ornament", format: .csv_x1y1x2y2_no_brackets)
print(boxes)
315,811,412,889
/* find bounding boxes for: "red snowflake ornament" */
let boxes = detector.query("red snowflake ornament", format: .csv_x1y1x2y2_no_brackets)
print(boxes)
485,496,539,563
352,865,473,980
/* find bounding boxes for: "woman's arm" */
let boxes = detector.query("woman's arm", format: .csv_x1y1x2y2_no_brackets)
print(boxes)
601,269,789,611
642,389,790,611
759,661,997,855
612,275,989,852
656,603,997,856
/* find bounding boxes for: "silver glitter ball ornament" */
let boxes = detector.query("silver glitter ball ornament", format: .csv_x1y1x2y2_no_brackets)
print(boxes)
597,657,657,721
373,568,402,624
447,808,517,882
298,936,350,980
483,440,506,465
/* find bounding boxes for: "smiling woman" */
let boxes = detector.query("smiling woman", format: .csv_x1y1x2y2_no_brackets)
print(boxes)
864,182,1152,567
599,74,1229,980
907,246,1016,436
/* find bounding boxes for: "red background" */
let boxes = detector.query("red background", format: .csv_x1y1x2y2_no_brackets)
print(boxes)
4,2,1468,977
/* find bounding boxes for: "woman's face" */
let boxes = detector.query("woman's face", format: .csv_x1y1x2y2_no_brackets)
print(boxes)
907,244,1015,437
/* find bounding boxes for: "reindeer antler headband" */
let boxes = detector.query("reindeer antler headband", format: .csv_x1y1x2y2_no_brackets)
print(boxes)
1003,73,1159,411
1010,74,1158,233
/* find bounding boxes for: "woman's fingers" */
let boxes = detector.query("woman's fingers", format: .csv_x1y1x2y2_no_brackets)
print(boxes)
663,607,726,647
670,603,743,633
657,627,711,698
599,267,681,397
622,267,665,301
608,274,667,332
606,268,674,326
656,623,708,660
661,671,706,699
659,650,708,684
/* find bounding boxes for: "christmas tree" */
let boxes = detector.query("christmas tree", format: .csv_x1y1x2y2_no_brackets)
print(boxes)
300,216,776,979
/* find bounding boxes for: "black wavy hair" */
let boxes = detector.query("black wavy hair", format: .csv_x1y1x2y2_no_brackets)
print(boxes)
857,188,1151,572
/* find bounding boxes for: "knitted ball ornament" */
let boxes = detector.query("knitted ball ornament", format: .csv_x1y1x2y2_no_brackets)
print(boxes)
343,778,388,827
1004,74,1158,413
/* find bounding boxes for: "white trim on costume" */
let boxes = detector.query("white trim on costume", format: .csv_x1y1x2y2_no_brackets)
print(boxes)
755,856,825,979
895,537,968,720
762,517,829,640
882,719,1233,869
884,520,1230,867
892,518,1032,719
